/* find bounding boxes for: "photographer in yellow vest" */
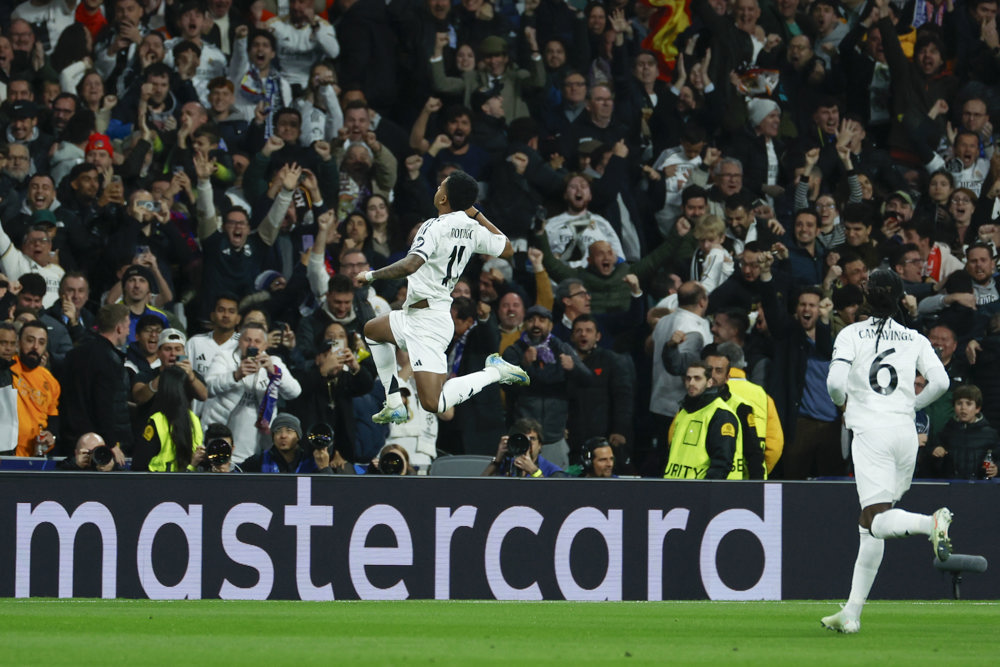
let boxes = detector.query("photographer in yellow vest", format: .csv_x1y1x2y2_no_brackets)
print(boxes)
663,361,740,480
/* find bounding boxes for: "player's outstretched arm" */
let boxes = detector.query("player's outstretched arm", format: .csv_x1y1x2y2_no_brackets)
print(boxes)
466,207,514,259
355,254,426,287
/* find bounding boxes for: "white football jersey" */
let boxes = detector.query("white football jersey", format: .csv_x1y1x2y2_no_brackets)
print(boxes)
830,318,945,430
405,211,507,309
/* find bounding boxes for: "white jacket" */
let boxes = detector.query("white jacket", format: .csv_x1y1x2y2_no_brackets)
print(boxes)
267,16,340,89
203,350,301,463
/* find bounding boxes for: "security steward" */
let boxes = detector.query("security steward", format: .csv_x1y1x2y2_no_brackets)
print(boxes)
703,343,767,480
663,361,741,479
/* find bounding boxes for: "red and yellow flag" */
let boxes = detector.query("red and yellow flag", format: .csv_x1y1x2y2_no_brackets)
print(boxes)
641,0,693,78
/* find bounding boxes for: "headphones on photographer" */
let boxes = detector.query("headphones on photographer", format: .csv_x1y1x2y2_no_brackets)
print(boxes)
581,437,610,474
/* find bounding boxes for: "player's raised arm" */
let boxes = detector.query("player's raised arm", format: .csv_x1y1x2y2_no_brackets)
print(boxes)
355,254,426,287
466,206,514,259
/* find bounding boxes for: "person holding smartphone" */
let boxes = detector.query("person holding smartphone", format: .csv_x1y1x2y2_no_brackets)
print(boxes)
202,321,302,464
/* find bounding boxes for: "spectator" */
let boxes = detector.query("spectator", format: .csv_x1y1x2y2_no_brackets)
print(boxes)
265,0,340,91
567,313,635,469
502,304,594,468
59,303,132,459
0,323,19,454
287,320,376,463
0,222,65,307
203,321,302,464
924,384,1000,480
759,253,838,478
649,281,712,457
186,293,241,412
10,321,60,457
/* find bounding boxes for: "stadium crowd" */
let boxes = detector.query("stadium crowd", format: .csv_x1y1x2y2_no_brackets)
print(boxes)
1,0,1000,480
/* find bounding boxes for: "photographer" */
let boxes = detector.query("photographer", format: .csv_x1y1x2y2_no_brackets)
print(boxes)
240,414,332,473
56,433,119,472
199,423,241,473
481,418,568,478
364,444,414,476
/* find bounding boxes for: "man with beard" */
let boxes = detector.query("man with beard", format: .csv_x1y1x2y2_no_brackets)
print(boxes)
662,360,740,479
0,143,32,204
336,138,397,221
58,163,108,244
15,272,73,373
759,251,839,478
413,103,490,181
501,304,594,468
9,320,60,457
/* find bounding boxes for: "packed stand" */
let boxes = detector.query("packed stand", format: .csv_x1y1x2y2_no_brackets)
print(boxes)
1,0,999,481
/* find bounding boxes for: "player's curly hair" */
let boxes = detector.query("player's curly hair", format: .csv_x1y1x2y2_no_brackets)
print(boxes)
445,171,479,211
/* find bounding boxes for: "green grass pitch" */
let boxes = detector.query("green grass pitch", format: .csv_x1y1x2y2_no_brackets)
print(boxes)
2,599,995,665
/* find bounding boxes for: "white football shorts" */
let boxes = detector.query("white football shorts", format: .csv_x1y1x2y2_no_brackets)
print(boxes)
388,307,453,375
851,422,919,507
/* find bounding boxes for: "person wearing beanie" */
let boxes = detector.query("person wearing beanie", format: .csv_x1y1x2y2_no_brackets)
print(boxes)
726,97,784,201
241,412,335,474
117,263,169,343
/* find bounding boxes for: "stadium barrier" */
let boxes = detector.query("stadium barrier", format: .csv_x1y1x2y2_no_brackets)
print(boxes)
2,473,995,600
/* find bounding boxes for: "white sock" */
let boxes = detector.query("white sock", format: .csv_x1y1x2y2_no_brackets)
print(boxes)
367,338,402,408
870,509,933,539
843,526,884,619
437,368,501,412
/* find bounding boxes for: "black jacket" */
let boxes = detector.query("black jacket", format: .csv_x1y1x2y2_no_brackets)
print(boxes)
760,278,834,443
59,335,133,455
925,416,1000,480
436,317,506,456
288,359,376,463
502,333,595,444
567,346,635,455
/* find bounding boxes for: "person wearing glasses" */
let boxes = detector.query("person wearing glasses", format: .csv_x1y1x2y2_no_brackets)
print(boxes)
0,223,64,309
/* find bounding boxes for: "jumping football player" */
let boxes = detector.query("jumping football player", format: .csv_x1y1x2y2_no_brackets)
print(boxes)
356,170,529,424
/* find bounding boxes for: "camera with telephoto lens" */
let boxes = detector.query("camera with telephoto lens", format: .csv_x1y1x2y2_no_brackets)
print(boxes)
506,433,531,457
378,451,406,475
205,438,232,467
90,445,114,468
307,432,332,452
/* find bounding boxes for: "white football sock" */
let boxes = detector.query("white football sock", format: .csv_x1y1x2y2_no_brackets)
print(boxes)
367,338,402,408
437,368,501,412
870,509,933,539
843,526,884,619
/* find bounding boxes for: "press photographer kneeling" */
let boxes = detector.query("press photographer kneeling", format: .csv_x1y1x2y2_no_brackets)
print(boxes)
482,418,568,478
